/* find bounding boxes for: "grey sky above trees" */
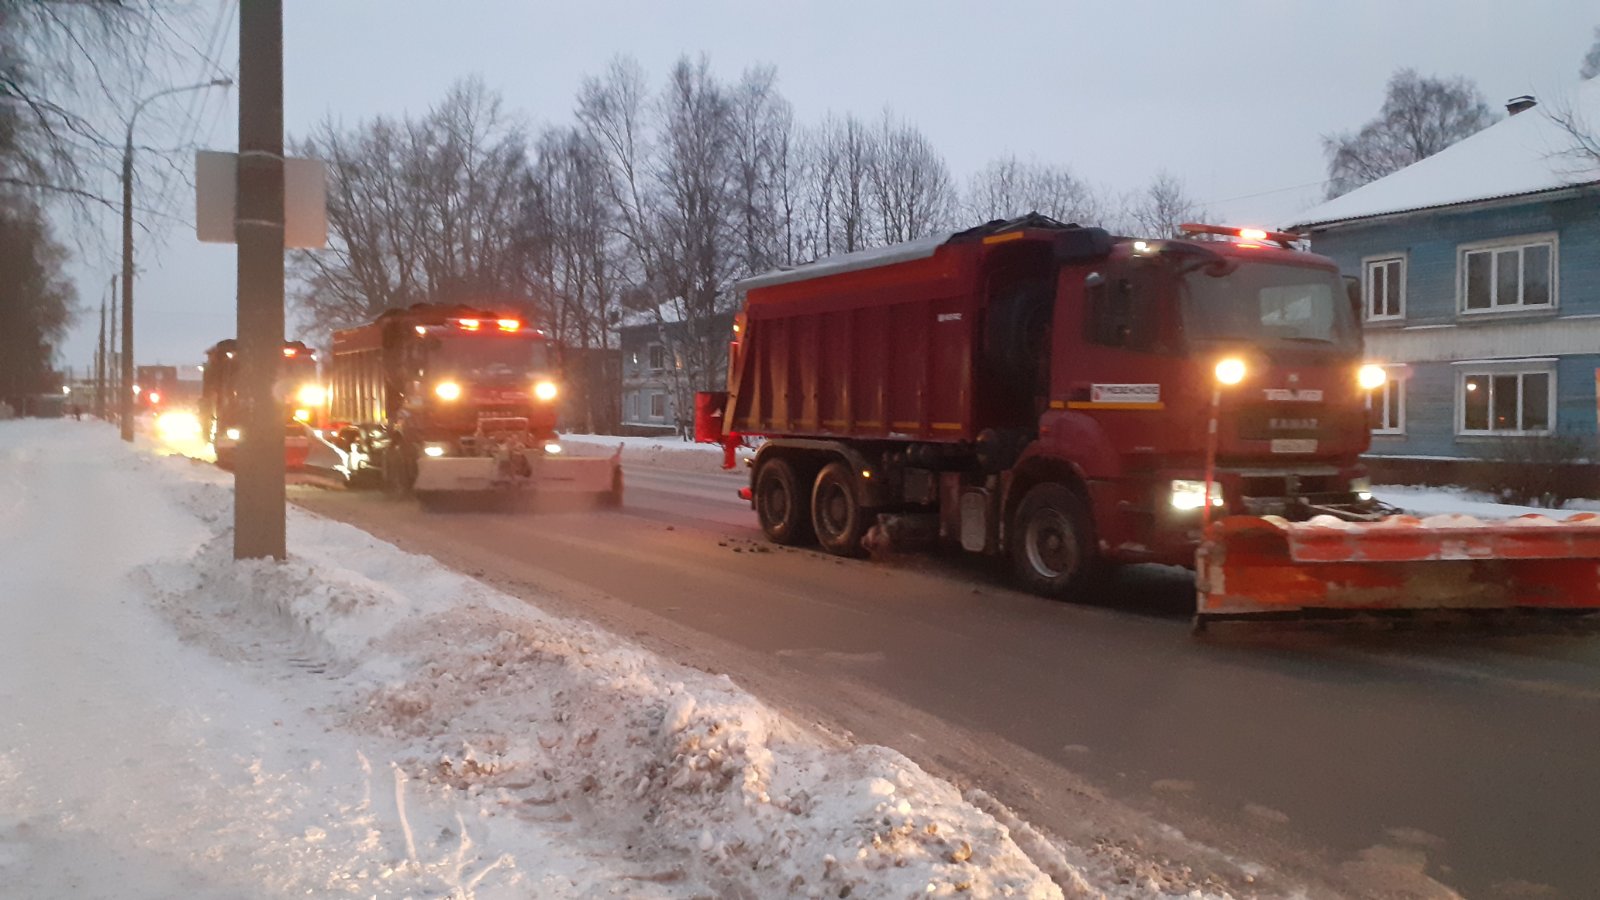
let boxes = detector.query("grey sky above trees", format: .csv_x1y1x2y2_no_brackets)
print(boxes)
47,0,1600,369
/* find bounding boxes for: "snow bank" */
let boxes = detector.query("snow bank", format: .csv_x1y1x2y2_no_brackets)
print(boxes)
560,431,755,473
0,419,1190,898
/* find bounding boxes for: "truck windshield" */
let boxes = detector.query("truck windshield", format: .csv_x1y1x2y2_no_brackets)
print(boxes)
428,334,551,377
1179,261,1357,353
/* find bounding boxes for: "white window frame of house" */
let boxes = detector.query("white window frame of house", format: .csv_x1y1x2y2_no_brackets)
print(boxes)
1457,232,1558,315
648,343,667,372
1362,253,1406,322
1365,367,1405,434
650,391,667,419
1454,359,1556,436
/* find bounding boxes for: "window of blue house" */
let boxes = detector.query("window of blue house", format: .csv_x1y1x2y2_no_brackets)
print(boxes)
1457,364,1554,435
1367,373,1404,434
1459,234,1557,313
1362,255,1405,321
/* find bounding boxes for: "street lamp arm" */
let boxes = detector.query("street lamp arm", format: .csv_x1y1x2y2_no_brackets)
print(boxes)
127,78,235,143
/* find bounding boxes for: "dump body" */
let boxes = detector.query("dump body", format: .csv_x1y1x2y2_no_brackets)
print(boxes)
324,303,620,504
702,216,1388,599
200,339,323,468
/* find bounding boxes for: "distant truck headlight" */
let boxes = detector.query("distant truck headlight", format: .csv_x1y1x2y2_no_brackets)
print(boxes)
534,380,559,402
296,384,326,407
434,381,462,401
422,442,448,458
292,408,312,423
1171,479,1223,510
224,427,242,441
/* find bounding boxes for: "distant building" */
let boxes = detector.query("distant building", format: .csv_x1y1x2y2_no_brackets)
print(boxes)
1290,80,1600,481
615,305,735,436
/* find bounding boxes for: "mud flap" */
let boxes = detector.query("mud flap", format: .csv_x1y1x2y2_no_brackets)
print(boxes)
1197,513,1600,620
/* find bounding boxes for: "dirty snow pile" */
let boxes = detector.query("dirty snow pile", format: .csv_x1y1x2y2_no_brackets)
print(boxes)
0,419,1141,899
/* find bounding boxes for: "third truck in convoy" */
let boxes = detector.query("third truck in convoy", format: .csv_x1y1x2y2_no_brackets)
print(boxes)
701,216,1600,621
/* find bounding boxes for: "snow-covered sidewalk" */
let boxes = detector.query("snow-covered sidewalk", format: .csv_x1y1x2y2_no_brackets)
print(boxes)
0,419,1161,899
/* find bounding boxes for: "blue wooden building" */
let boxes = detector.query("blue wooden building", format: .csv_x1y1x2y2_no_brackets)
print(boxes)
1290,83,1600,479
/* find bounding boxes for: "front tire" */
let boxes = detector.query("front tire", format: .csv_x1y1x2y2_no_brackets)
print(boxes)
811,461,869,557
1010,483,1096,598
754,457,813,545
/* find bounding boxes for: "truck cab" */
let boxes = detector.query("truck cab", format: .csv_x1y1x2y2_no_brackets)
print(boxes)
200,339,324,469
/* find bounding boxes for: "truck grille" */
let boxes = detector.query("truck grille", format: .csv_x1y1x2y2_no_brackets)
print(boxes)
1235,404,1362,441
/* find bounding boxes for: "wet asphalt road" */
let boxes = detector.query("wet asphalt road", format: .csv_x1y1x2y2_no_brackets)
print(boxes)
290,462,1600,899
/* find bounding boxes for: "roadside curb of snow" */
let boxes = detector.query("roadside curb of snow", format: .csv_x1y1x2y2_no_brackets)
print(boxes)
131,453,1151,899
559,432,755,475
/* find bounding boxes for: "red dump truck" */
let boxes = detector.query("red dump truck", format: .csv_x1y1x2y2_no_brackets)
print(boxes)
200,339,323,469
703,217,1600,624
699,217,1395,601
325,303,621,506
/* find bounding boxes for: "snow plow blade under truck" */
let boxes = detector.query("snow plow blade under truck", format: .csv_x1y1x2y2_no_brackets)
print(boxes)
325,304,622,507
1194,513,1600,626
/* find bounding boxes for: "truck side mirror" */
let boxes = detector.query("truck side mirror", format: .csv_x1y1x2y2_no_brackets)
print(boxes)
1343,275,1362,320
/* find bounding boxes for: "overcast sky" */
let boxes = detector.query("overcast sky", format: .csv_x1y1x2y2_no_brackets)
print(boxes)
58,0,1599,372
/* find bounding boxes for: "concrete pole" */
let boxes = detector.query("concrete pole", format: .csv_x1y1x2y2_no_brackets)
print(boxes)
233,0,287,560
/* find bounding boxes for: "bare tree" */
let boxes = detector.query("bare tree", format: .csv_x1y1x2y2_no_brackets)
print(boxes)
727,64,796,273
802,113,877,255
0,195,75,409
1123,171,1207,238
294,79,534,335
1322,68,1497,199
964,154,1104,225
869,111,954,244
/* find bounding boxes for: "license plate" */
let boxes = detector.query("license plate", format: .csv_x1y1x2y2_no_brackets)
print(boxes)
1271,439,1317,454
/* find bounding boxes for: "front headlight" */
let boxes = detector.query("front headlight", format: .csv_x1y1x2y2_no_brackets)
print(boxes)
422,442,448,458
292,408,311,423
533,380,558,402
1351,475,1373,502
434,381,462,401
224,427,241,441
296,384,326,407
1170,479,1223,510
1358,364,1387,390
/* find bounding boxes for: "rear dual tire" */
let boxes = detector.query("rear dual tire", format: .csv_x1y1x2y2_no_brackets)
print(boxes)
754,457,870,557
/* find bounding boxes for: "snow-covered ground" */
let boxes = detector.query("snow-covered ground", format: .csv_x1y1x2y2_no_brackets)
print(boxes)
1,418,1207,899
1375,484,1600,520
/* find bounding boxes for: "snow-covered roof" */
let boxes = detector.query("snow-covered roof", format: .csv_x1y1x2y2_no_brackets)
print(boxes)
1290,78,1600,230
736,231,954,294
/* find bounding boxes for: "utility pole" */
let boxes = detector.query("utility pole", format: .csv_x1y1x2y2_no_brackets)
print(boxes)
95,297,105,419
234,0,286,560
108,277,119,423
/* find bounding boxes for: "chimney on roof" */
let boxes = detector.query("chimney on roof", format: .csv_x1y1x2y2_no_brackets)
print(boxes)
1506,95,1537,115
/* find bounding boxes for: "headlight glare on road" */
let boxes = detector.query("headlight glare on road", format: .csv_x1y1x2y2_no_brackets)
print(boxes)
156,410,202,441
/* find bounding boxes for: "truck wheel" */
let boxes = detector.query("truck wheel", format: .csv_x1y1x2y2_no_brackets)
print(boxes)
381,444,415,495
755,457,813,545
811,461,869,557
1010,483,1096,598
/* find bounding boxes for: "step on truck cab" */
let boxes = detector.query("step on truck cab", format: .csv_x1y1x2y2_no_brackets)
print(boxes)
325,303,621,506
200,339,324,469
699,215,1387,597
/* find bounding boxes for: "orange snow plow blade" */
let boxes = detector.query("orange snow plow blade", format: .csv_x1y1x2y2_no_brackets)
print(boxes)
1196,513,1600,622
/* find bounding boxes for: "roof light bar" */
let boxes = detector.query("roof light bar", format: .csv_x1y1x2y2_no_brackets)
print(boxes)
497,318,520,332
1179,223,1305,248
